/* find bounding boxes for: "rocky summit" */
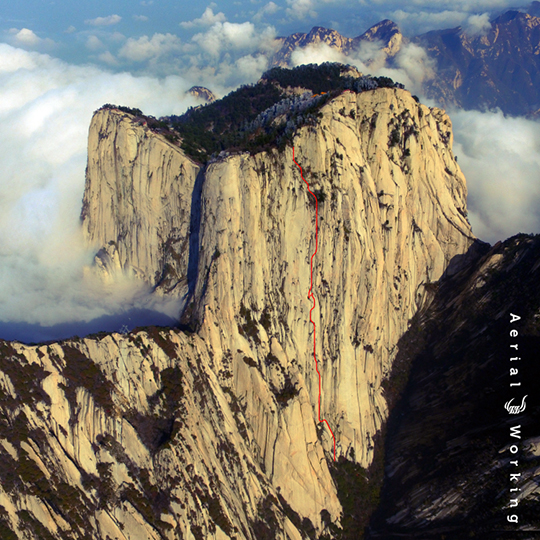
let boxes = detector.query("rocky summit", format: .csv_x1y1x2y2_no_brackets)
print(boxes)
0,64,496,539
270,20,403,69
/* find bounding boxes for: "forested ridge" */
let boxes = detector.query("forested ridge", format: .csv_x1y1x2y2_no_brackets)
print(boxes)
101,63,405,163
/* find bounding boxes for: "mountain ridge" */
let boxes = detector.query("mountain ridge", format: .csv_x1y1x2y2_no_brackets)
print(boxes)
0,65,475,539
266,6,540,115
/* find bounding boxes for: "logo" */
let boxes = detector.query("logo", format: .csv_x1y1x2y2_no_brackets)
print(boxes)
504,395,528,415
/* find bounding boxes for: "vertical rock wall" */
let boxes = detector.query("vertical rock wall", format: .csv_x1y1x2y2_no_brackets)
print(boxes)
82,109,200,297
76,88,474,534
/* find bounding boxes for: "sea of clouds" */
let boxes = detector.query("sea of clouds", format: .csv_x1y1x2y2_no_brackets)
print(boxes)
0,30,539,341
0,44,202,339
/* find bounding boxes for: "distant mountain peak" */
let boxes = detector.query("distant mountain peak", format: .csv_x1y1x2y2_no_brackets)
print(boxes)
360,19,400,40
270,20,403,68
188,86,216,103
416,7,540,115
356,19,403,58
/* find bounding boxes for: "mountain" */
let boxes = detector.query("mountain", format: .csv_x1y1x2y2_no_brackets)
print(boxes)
416,9,540,115
370,234,540,538
268,6,540,116
0,65,474,539
188,86,217,103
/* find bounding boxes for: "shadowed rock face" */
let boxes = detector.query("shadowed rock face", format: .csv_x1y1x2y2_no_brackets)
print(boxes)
0,78,475,539
416,10,540,115
370,235,540,539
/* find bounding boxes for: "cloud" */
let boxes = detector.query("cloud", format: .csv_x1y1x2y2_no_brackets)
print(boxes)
133,15,149,22
98,51,118,65
65,26,76,34
289,39,433,95
7,28,55,51
86,35,105,51
0,43,198,331
285,0,318,20
254,2,281,22
192,21,275,57
0,46,40,73
10,28,41,47
463,13,492,36
85,15,122,27
236,54,269,78
180,7,227,28
389,9,469,34
393,43,435,90
291,41,347,66
349,39,388,69
118,33,183,62
451,109,540,243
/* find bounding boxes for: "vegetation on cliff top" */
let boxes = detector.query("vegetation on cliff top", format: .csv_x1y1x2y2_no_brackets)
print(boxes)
100,62,405,163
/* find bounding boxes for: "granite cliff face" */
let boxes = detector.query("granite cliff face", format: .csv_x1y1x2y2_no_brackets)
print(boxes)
0,330,322,539
1,77,474,539
83,86,473,467
82,109,200,298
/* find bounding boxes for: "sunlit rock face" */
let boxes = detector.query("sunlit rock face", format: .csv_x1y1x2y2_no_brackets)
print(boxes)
188,86,217,103
82,108,201,298
187,88,473,473
0,85,474,539
0,331,315,539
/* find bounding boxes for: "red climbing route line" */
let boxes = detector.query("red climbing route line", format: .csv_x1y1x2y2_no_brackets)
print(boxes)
293,146,337,462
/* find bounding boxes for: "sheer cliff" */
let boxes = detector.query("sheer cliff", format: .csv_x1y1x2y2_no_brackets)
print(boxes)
82,86,474,468
1,73,475,539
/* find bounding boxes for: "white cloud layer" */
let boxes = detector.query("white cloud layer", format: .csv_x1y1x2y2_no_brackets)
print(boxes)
0,43,197,328
452,109,540,243
192,21,276,57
